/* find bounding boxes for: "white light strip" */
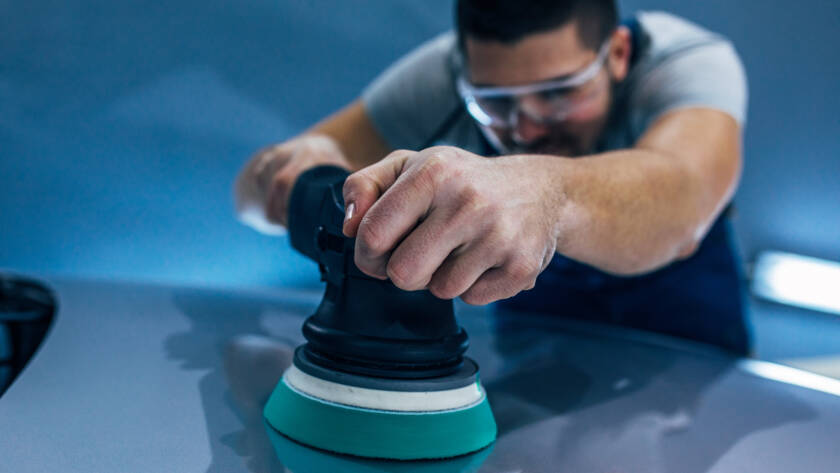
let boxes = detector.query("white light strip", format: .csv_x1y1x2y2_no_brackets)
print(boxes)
739,359,840,397
284,365,483,412
751,251,840,315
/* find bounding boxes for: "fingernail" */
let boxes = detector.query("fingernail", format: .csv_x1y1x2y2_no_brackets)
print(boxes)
344,202,355,222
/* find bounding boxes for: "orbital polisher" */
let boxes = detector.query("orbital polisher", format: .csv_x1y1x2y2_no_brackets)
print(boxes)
263,165,497,460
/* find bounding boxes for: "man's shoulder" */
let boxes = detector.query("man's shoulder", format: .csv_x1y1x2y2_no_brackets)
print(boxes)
419,31,457,57
380,31,457,81
361,31,467,151
633,11,731,65
603,11,747,149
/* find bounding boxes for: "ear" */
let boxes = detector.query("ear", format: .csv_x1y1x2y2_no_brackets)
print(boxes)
607,26,632,82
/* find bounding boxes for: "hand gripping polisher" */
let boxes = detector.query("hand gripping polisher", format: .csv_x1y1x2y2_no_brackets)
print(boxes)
263,165,497,460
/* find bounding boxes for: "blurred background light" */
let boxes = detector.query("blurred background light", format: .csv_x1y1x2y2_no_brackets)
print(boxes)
739,359,840,397
752,251,840,316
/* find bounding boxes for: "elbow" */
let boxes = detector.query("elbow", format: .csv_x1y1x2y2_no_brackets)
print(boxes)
596,256,665,278
599,234,702,277
674,214,717,262
675,236,701,261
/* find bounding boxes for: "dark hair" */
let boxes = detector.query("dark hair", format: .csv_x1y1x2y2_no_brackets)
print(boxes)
455,0,618,52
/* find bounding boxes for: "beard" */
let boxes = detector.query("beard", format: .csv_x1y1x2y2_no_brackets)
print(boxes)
509,128,592,157
490,119,603,157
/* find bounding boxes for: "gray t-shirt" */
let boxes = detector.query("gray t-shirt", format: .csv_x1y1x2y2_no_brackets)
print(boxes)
360,11,752,354
361,11,748,154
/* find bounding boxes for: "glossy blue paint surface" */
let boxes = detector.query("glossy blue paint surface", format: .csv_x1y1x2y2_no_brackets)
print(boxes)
2,278,840,471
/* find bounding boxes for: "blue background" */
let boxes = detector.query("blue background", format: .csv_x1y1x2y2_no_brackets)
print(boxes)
1,1,839,358
2,0,838,286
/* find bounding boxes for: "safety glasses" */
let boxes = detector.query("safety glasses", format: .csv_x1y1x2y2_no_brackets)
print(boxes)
456,41,611,128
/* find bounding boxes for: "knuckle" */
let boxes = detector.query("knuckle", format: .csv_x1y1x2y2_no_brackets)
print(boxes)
270,170,294,196
342,173,362,196
344,168,382,201
428,284,448,300
461,289,490,306
343,170,368,189
357,216,389,256
429,278,459,300
418,153,451,181
383,149,416,169
456,183,483,211
412,170,438,195
353,254,383,279
488,225,517,252
461,295,476,305
426,145,460,161
451,184,497,228
386,260,417,290
387,149,412,160
505,257,539,283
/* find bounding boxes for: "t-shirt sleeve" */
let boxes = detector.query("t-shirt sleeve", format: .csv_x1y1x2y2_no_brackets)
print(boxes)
633,40,749,129
361,32,462,150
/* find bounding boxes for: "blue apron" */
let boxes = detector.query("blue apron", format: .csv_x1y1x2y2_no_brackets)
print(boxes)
490,18,749,354
496,213,751,354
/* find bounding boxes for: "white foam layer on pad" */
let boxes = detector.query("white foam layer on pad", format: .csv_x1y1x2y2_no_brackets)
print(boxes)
284,365,483,412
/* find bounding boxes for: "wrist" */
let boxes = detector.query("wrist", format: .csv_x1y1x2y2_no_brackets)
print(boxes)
510,154,585,255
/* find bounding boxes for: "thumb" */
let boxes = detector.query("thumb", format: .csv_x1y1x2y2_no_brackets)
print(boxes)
342,150,414,237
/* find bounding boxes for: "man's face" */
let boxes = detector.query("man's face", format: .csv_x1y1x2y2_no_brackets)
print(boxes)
465,22,629,156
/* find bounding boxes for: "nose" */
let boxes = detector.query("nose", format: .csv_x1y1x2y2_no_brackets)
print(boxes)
512,110,550,145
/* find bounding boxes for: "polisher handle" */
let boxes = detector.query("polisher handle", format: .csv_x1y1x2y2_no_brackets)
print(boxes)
286,166,468,379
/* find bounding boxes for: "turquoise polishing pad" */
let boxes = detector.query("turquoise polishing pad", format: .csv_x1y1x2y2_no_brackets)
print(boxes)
263,377,497,460
265,419,494,472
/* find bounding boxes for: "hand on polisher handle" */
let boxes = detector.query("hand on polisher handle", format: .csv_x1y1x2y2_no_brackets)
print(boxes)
266,167,498,462
341,146,561,305
233,134,351,233
285,164,468,378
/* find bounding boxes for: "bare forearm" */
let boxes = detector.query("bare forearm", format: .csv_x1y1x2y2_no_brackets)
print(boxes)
307,100,392,171
538,147,736,275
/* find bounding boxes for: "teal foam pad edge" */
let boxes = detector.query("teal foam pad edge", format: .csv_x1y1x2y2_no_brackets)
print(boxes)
264,378,497,460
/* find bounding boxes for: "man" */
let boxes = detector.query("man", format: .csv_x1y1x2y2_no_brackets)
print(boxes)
235,0,750,354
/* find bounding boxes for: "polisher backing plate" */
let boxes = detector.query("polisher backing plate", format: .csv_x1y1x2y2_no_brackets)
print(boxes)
284,364,483,411
264,373,497,460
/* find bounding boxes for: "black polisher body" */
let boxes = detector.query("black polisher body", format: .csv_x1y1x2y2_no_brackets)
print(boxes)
287,166,479,391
